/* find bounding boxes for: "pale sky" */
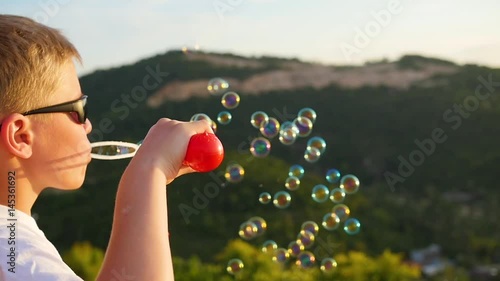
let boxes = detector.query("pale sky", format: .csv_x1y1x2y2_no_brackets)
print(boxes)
2,0,499,76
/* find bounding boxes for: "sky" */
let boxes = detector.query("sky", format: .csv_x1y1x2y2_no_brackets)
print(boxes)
2,0,500,76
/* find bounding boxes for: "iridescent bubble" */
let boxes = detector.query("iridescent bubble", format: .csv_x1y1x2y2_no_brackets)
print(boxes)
297,230,315,249
250,111,269,129
210,120,217,133
325,169,341,184
248,217,267,237
332,204,351,222
207,77,229,96
221,91,240,109
285,176,300,191
273,191,291,209
217,111,232,125
288,164,305,179
272,248,290,263
298,108,317,124
304,146,321,163
261,240,278,254
225,163,244,183
344,218,361,235
301,221,319,236
238,221,258,240
320,258,338,273
281,121,300,133
307,137,326,154
278,126,298,145
288,240,304,257
260,117,280,138
259,192,272,204
226,258,244,275
311,184,330,203
322,212,340,231
293,116,313,137
329,188,346,204
296,251,316,269
340,174,360,194
190,113,211,122
250,137,271,158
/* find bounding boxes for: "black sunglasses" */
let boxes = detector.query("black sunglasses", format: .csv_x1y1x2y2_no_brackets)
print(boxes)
22,95,88,124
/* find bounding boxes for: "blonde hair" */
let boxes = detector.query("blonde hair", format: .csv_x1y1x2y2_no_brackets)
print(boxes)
0,14,81,121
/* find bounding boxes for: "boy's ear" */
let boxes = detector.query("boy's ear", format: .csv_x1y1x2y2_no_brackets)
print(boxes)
0,114,33,159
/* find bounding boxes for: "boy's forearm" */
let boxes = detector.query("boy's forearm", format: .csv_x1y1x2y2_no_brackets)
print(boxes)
96,157,174,281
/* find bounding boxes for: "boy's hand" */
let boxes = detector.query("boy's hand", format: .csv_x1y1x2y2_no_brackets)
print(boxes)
133,118,213,183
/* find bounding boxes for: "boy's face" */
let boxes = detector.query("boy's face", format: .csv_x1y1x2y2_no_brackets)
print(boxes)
26,60,93,191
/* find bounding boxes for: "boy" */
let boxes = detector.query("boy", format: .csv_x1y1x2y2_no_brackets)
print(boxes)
0,14,211,280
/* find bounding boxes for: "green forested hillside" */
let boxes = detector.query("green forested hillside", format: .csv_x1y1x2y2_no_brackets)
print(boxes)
33,51,500,280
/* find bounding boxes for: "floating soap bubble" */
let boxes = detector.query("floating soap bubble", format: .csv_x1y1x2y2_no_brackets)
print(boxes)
293,116,313,137
272,248,290,263
278,126,298,145
238,221,258,240
248,216,267,236
190,113,211,122
260,117,280,138
301,221,319,236
298,108,317,124
250,137,271,158
344,218,361,235
273,191,291,209
261,240,278,254
288,164,305,179
210,120,217,133
320,258,338,273
207,77,229,96
304,146,321,163
322,212,340,231
217,111,232,125
311,184,330,203
340,174,360,194
225,163,244,183
326,168,341,183
307,136,326,154
296,251,316,269
259,192,272,204
285,176,300,191
221,91,240,109
250,111,269,129
332,204,350,222
297,230,315,249
226,258,244,275
288,240,304,257
329,188,346,203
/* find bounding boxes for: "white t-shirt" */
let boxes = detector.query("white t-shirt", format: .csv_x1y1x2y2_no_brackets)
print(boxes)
0,205,83,281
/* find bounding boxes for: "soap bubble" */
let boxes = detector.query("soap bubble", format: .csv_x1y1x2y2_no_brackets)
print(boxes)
329,188,346,203
288,164,305,179
285,176,301,191
250,111,269,129
307,136,326,154
210,120,217,133
190,113,211,122
320,258,338,273
207,77,229,95
278,126,298,145
248,216,267,237
259,192,272,204
293,116,313,137
217,111,232,125
297,230,315,249
340,174,360,194
332,204,350,222
226,258,244,275
296,251,316,269
225,163,244,183
325,168,341,183
288,240,304,257
344,218,361,235
322,212,340,231
260,117,280,138
238,221,258,240
304,146,321,163
273,191,291,209
221,91,240,109
272,248,290,263
261,240,278,254
311,184,330,203
250,137,271,158
301,221,319,236
298,108,317,124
